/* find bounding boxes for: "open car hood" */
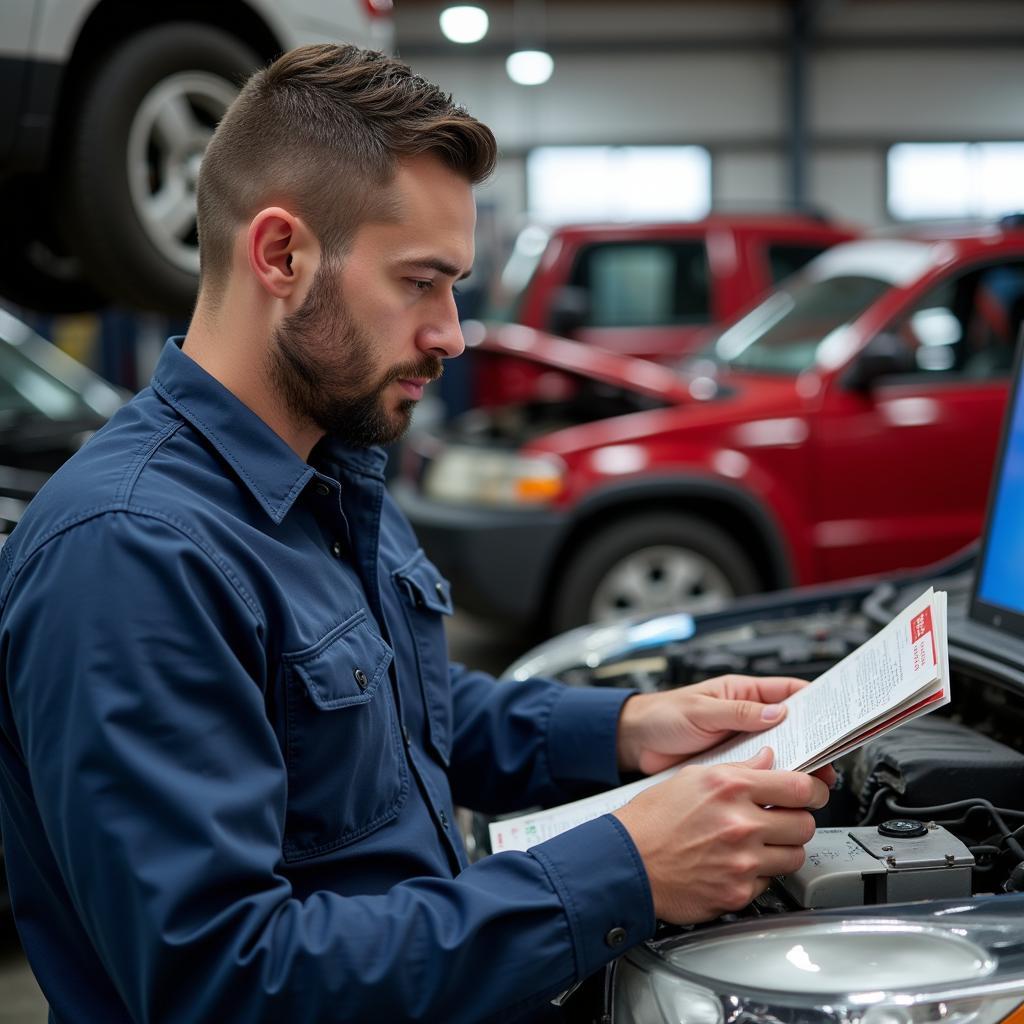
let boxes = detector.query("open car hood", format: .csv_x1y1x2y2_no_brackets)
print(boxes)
467,321,695,404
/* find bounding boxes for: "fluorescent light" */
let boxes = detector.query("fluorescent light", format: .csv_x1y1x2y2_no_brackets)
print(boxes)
439,6,489,44
506,49,554,86
527,145,711,222
888,142,1024,220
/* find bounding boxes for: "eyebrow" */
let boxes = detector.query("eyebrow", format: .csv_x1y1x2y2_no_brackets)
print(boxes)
399,257,473,281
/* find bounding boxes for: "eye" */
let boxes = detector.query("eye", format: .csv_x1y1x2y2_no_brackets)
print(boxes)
410,279,434,292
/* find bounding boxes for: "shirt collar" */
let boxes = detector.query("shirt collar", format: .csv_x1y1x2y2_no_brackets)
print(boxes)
150,338,316,524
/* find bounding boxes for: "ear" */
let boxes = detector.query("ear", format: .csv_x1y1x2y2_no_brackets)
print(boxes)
246,207,318,300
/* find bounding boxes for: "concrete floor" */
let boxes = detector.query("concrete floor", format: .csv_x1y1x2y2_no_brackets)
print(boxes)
0,610,533,1020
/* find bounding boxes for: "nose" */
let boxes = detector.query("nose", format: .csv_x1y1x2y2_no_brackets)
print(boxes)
417,291,466,360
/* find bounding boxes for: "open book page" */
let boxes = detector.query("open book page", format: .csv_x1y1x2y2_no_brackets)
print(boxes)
488,767,676,852
800,591,948,772
490,588,947,854
686,588,947,772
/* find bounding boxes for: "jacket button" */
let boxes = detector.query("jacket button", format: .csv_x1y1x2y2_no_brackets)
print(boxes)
313,481,330,496
353,668,368,689
439,810,449,830
434,581,445,599
331,540,344,559
605,927,628,949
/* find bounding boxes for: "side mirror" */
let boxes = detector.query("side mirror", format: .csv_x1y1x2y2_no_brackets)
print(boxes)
845,331,916,391
548,286,590,339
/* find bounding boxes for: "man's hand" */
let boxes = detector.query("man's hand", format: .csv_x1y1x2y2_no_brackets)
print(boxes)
617,674,819,775
613,747,830,923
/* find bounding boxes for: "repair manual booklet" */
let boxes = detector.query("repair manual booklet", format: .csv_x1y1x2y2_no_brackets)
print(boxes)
490,587,949,853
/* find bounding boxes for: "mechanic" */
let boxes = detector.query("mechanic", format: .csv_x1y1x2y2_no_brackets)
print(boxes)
0,45,831,1023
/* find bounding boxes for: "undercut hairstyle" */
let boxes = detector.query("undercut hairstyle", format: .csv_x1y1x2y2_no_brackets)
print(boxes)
196,44,497,303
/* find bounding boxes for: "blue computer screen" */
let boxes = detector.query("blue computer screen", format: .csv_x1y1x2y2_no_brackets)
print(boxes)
978,372,1024,615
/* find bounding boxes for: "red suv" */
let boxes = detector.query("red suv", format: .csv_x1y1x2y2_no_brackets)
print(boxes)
396,219,1024,635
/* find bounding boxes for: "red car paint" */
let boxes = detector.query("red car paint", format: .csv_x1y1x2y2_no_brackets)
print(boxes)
475,214,858,407
401,223,1024,630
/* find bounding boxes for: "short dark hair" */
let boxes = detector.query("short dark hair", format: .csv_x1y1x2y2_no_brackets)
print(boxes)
196,44,497,301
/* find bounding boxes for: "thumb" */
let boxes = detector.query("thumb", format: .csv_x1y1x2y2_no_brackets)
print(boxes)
739,746,775,770
692,694,788,735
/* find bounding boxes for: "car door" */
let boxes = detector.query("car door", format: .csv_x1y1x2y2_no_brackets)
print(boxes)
810,260,1024,581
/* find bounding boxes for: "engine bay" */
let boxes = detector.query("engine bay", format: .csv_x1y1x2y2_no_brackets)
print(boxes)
537,569,1024,919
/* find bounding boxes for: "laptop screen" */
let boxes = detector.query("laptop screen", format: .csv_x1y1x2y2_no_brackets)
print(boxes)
970,334,1024,635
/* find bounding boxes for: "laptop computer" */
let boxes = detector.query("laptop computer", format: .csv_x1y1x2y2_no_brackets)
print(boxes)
959,328,1024,676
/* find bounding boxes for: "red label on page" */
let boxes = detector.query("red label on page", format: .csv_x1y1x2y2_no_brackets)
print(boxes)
910,606,937,670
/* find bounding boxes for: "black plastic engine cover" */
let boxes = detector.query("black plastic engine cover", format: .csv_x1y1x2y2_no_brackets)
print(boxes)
850,717,1024,818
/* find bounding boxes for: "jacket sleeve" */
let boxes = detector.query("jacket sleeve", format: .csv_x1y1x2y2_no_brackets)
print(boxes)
447,662,638,814
2,512,654,1024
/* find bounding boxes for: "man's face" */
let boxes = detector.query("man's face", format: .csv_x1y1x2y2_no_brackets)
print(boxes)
267,155,476,448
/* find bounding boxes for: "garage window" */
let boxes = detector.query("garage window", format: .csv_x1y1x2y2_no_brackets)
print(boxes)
888,143,1024,220
527,146,711,223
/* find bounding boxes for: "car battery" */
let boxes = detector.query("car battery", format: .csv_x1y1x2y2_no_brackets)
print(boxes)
779,820,975,909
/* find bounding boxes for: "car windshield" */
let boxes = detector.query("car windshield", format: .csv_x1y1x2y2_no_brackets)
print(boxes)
708,239,937,373
486,225,551,322
0,308,121,422
711,276,891,372
0,340,97,421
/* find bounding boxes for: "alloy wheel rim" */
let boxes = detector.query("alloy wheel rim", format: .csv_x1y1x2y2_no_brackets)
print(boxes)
589,545,735,622
126,71,239,274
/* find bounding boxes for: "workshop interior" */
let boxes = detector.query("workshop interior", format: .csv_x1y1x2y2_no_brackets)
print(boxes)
2,1,1024,1021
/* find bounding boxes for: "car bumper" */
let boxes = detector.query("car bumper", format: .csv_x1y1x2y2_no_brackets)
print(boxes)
391,481,567,624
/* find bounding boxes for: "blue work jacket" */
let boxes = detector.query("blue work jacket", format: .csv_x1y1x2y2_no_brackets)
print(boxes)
0,340,654,1023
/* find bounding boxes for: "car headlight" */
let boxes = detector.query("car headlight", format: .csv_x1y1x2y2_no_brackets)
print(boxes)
423,446,565,506
614,911,1024,1024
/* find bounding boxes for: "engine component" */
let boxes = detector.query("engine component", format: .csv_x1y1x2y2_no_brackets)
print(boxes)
850,716,1024,818
779,822,974,909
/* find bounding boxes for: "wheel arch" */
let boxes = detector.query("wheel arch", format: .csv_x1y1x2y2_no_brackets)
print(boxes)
540,476,795,616
50,1,283,166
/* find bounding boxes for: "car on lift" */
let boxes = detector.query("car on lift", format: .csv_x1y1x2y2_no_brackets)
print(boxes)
395,218,1024,636
0,0,393,315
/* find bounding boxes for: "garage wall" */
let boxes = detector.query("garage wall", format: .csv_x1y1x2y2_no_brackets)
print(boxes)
396,0,1024,230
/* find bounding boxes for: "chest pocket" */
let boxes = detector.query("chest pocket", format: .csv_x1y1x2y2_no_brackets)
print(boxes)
393,550,454,766
281,611,407,861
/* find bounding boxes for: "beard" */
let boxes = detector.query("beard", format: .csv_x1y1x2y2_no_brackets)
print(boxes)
266,260,442,449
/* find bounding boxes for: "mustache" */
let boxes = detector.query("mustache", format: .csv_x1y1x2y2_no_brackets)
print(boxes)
382,355,444,387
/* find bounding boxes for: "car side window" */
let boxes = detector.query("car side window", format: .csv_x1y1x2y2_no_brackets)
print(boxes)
568,241,710,328
887,261,1024,380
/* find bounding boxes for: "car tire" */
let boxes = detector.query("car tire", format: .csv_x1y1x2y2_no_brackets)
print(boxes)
551,513,761,633
59,23,262,314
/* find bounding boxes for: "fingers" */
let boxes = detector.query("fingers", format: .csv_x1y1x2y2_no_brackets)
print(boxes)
618,757,825,924
746,767,831,810
759,807,818,847
757,843,810,878
688,693,790,735
739,746,774,770
696,674,811,704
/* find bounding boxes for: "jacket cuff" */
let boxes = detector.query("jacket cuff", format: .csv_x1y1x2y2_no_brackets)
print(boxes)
529,814,655,979
546,685,636,787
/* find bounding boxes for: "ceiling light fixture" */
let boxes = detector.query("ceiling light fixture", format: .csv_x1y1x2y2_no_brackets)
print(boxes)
439,6,490,44
506,49,553,86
